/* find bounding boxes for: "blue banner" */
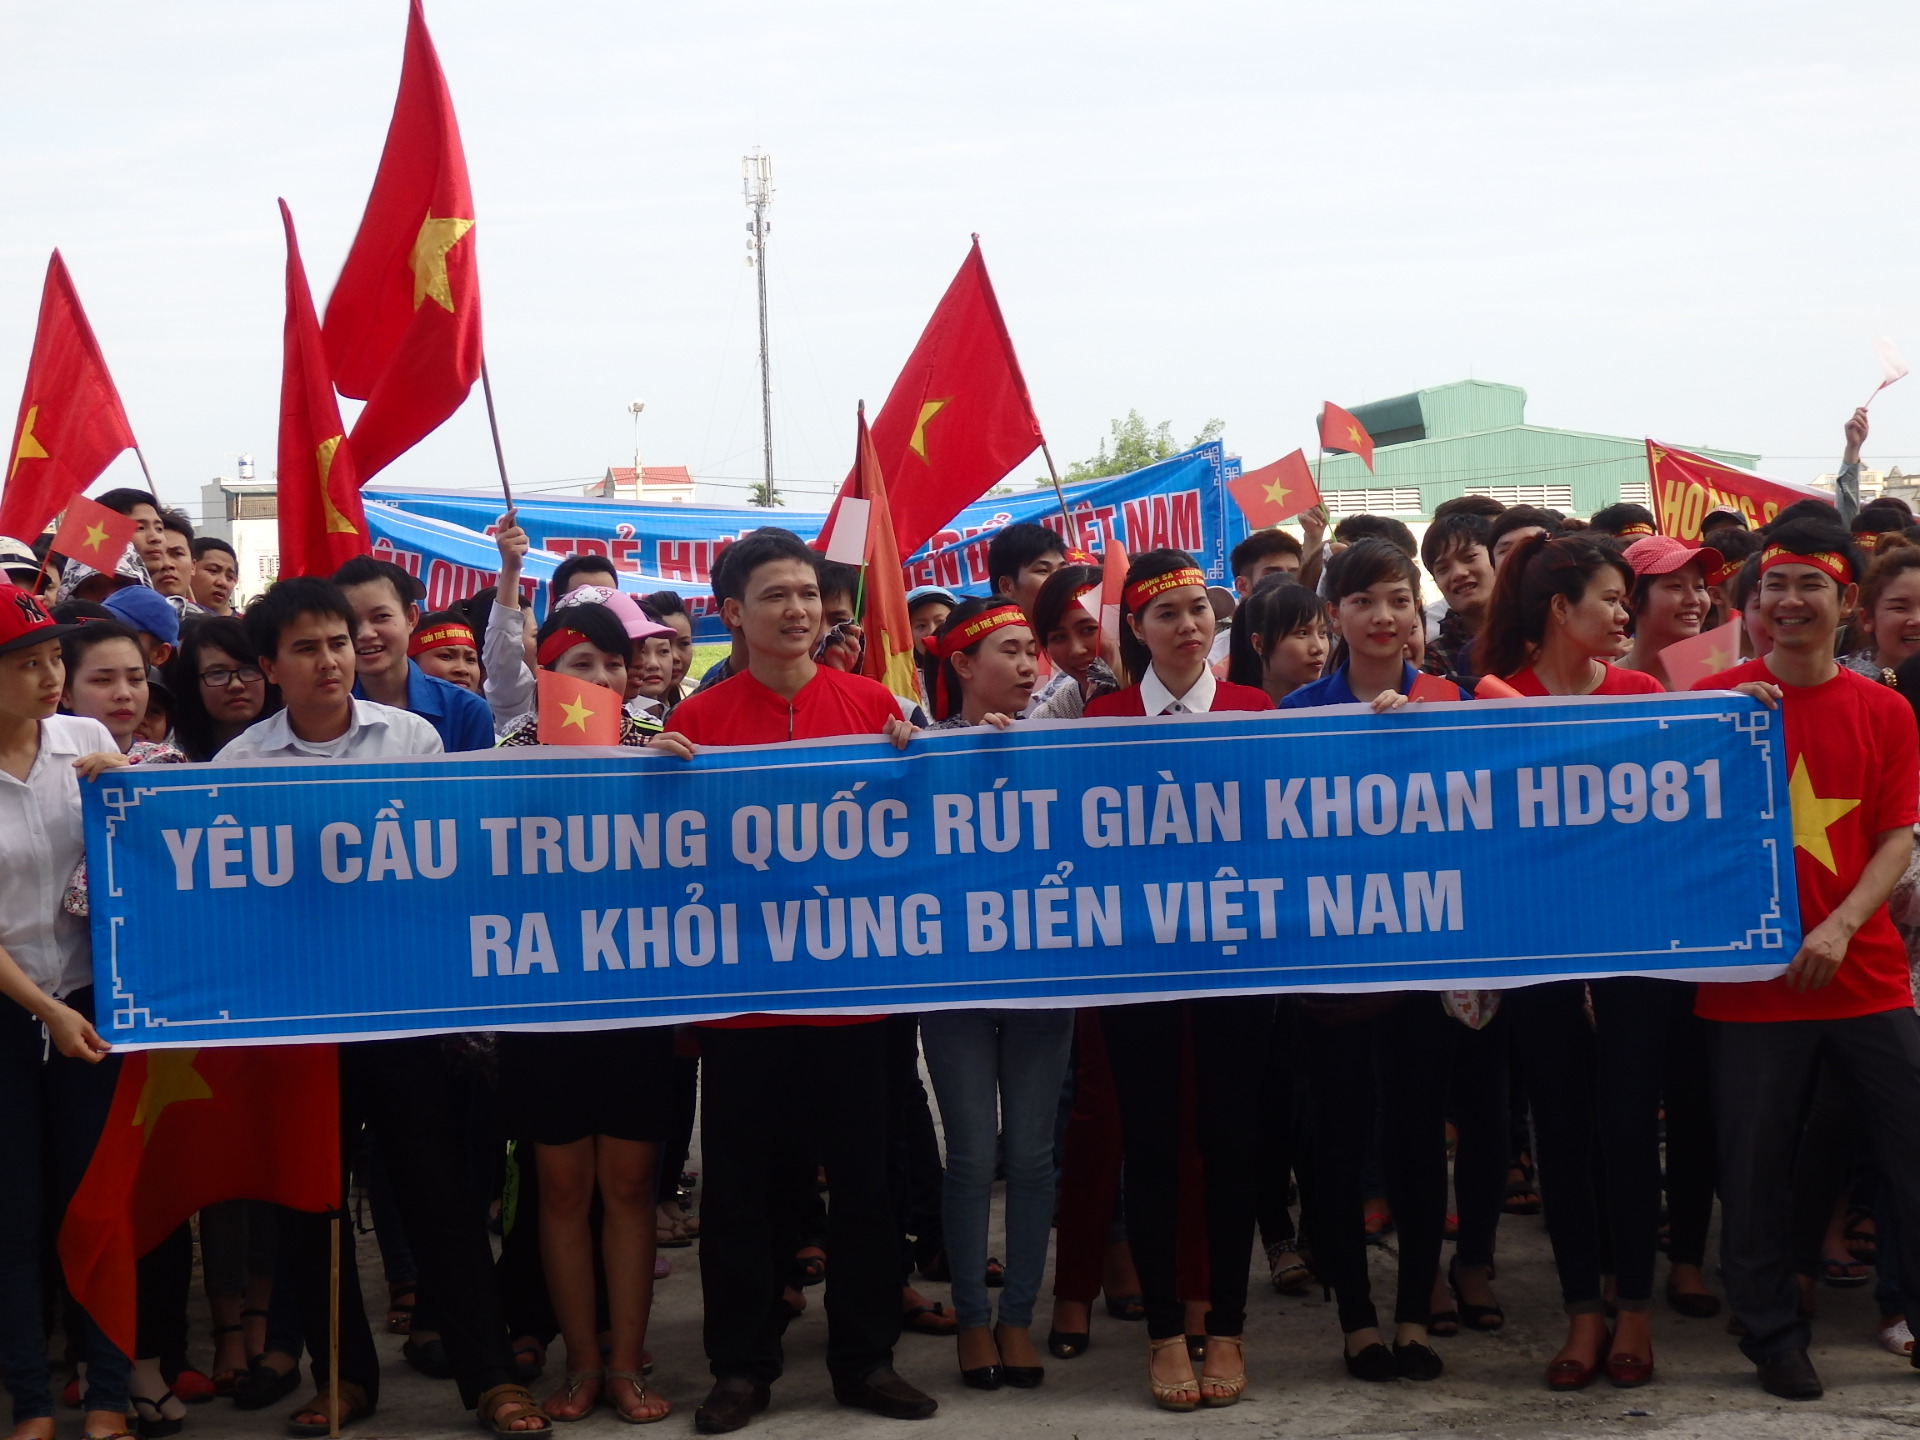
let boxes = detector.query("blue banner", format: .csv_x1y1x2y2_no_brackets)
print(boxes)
88,694,1793,1048
361,504,715,627
365,442,1246,640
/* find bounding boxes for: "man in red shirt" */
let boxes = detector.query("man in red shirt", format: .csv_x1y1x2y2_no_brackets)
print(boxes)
1691,516,1920,1401
663,531,927,1432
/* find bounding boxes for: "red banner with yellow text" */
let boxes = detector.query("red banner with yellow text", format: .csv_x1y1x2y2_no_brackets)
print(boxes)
1646,441,1831,543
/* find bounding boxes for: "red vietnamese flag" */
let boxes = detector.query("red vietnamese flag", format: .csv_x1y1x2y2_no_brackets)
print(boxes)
323,0,481,482
49,494,138,573
845,404,918,702
2,252,138,539
60,1046,338,1358
1092,518,1128,656
278,201,370,578
1406,671,1459,703
1319,401,1375,472
1658,615,1743,690
826,238,1044,557
1226,449,1319,527
537,670,621,746
1646,441,1831,543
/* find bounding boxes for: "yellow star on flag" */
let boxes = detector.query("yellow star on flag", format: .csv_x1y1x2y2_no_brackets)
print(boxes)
410,211,475,313
131,1050,213,1146
560,694,594,731
1787,755,1860,875
314,437,358,535
1346,424,1364,448
908,398,950,461
83,521,110,553
1262,478,1292,508
11,404,49,480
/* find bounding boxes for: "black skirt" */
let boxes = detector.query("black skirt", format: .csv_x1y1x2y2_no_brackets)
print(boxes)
498,1024,678,1146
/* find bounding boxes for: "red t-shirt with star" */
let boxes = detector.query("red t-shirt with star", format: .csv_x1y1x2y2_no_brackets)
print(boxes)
666,662,899,1029
1691,658,1920,1023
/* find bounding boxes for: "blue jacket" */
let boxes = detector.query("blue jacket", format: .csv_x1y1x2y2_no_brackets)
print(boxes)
354,661,494,752
1280,660,1470,709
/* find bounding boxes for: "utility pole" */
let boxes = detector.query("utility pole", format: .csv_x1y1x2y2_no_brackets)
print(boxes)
742,149,777,506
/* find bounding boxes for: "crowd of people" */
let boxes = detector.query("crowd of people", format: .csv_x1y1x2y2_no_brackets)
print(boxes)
5,404,1920,1435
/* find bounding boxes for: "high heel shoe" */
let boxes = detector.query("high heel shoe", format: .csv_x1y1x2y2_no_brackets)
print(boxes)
1105,1294,1146,1322
959,1364,1003,1391
1449,1258,1506,1332
1046,1329,1089,1360
1343,1340,1397,1383
1393,1341,1444,1382
129,1389,185,1440
1147,1335,1199,1412
1199,1335,1246,1407
994,1327,1044,1389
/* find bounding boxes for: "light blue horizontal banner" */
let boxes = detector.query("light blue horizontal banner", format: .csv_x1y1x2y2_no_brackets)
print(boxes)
87,693,1795,1048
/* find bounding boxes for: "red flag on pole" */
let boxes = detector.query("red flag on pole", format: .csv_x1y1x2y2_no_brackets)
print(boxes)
537,670,622,746
824,238,1043,558
323,0,481,482
278,201,370,579
1226,450,1320,528
1,252,138,540
847,405,919,702
60,1046,339,1359
1319,402,1374,472
49,494,138,573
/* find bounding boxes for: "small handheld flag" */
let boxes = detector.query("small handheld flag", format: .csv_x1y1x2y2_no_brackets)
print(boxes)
536,670,621,746
1867,337,1910,408
1474,674,1525,700
50,494,138,572
1406,671,1459,703
1319,402,1375,473
1226,450,1319,527
1657,616,1743,691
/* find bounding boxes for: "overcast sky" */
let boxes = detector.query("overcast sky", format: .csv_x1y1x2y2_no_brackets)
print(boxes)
4,1,1917,523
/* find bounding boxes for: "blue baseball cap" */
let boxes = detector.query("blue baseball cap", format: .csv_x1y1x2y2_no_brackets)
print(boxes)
104,585,181,646
906,586,956,612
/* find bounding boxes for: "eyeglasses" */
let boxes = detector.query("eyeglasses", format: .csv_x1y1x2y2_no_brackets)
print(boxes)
199,666,264,689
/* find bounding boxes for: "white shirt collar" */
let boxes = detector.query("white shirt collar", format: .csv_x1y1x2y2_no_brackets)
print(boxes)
238,699,398,756
1139,665,1216,716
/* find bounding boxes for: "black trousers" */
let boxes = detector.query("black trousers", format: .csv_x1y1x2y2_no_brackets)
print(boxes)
699,1023,899,1386
1100,997,1271,1340
1506,977,1672,1312
282,1037,516,1409
1446,1012,1511,1274
1662,988,1718,1269
1715,1009,1920,1360
885,1014,945,1278
1254,1001,1305,1252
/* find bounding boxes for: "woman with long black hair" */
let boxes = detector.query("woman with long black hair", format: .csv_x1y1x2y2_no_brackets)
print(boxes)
1081,550,1273,1411
1479,532,1671,1390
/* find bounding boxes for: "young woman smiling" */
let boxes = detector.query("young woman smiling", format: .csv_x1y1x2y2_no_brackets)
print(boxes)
1620,536,1722,689
1025,565,1120,720
1844,540,1920,681
1479,534,1672,1392
1083,551,1273,1412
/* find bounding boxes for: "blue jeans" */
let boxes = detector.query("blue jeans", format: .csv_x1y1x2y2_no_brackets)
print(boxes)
0,990,132,1419
919,1008,1074,1331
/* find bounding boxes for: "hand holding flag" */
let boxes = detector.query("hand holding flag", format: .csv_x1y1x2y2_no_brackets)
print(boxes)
1226,450,1319,527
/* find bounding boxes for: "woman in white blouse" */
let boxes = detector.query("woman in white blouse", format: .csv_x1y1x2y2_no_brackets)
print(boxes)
0,585,134,1440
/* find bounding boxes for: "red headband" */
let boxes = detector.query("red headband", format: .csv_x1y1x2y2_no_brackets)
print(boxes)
1705,557,1743,588
536,628,595,667
1759,546,1851,584
1616,522,1656,538
1123,566,1207,613
409,622,475,657
932,605,1028,719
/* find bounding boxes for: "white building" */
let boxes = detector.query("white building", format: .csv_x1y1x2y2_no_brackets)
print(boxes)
585,465,696,504
198,467,279,606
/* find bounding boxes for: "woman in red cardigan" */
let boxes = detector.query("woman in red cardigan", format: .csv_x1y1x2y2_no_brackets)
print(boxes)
1083,551,1272,1412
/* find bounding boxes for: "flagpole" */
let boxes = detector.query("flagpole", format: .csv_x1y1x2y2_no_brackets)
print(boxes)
328,1214,341,1439
853,401,870,621
131,446,159,495
480,357,514,511
1038,440,1077,540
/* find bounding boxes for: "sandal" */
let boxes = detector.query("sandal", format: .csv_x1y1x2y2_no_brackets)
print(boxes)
511,1338,547,1385
655,1204,692,1250
287,1382,374,1438
403,1336,455,1379
1199,1334,1246,1407
1266,1243,1312,1295
1822,1256,1871,1288
234,1359,301,1412
658,1199,699,1243
130,1388,185,1440
1880,1317,1915,1356
386,1286,418,1335
210,1325,247,1396
1148,1334,1199,1412
984,1256,1006,1288
1846,1211,1879,1264
477,1382,553,1435
902,1301,959,1336
1363,1198,1394,1241
541,1371,603,1423
1505,1156,1541,1216
792,1245,826,1287
1450,1258,1506,1332
604,1370,669,1425
1104,1294,1147,1322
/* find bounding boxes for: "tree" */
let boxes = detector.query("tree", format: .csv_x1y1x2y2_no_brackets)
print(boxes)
1046,411,1226,485
748,479,785,507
